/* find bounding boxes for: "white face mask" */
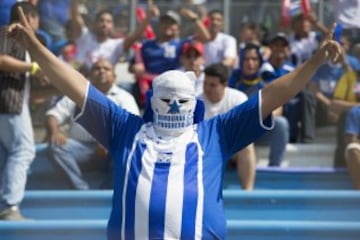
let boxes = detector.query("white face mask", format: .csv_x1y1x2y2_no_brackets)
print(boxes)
151,70,197,137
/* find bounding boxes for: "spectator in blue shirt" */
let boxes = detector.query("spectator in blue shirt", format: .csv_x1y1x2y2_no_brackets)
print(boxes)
309,33,360,127
229,43,289,166
263,33,316,143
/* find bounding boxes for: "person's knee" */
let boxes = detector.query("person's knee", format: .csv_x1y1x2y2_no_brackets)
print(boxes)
274,117,289,135
345,142,360,162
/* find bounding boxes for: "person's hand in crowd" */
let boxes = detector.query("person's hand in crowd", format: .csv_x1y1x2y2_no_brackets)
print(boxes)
132,63,146,78
92,144,108,161
6,6,38,50
44,131,68,145
179,7,200,21
146,0,160,19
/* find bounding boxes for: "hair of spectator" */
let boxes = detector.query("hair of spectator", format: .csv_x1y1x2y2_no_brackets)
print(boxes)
204,63,229,84
240,22,261,39
95,9,114,22
10,2,38,23
208,9,223,17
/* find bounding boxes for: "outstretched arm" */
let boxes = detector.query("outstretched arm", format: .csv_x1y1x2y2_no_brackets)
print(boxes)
261,24,342,118
0,55,32,73
69,0,85,41
8,6,87,107
123,0,159,51
180,7,211,42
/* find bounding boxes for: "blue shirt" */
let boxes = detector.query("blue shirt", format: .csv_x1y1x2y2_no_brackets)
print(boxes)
141,39,187,74
229,69,265,97
261,61,295,83
77,84,272,240
312,55,360,97
0,0,16,27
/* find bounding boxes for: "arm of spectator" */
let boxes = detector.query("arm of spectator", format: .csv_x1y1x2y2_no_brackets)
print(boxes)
330,99,359,114
92,143,109,161
8,6,88,108
307,12,329,36
307,81,332,107
123,0,159,51
0,54,32,73
180,7,211,43
222,57,236,68
69,0,85,41
261,24,342,118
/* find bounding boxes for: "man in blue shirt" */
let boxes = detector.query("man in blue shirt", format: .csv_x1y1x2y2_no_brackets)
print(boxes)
263,33,316,143
310,34,360,127
9,7,342,239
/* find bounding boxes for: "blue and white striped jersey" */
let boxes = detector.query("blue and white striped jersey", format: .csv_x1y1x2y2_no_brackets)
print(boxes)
77,83,273,240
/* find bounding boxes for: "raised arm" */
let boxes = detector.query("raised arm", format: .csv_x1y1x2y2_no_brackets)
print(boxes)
123,0,159,51
180,7,211,43
8,6,87,107
69,0,85,41
0,55,33,73
261,24,342,118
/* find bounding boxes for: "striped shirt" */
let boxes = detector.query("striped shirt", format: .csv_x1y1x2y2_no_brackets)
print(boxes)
0,26,27,114
77,83,273,240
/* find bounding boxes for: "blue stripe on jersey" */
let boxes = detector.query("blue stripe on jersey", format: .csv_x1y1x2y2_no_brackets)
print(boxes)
125,142,146,239
148,161,171,239
181,143,199,239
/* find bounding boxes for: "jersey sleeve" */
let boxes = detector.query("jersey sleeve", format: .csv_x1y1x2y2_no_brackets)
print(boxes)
75,83,144,151
214,90,273,157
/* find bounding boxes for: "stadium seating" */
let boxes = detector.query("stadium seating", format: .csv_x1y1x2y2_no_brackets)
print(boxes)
20,190,360,221
28,144,353,190
2,219,360,240
0,190,352,240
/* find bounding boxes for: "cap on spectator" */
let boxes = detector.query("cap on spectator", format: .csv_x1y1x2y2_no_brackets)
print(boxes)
161,10,182,25
182,41,204,56
269,32,289,46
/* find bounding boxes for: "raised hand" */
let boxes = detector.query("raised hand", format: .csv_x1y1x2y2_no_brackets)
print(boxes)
147,0,160,18
7,6,38,49
179,7,199,21
316,23,342,64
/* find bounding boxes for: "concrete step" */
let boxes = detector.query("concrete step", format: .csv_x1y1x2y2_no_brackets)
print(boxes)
256,142,337,167
256,126,338,167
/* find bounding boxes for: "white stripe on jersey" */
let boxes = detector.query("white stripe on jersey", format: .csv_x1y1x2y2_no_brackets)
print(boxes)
164,148,185,239
195,139,204,239
134,143,156,239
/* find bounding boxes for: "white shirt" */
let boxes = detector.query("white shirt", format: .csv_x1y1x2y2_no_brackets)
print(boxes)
46,85,140,142
75,27,125,68
179,67,205,97
334,0,360,29
204,32,237,66
199,87,248,120
289,31,319,66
